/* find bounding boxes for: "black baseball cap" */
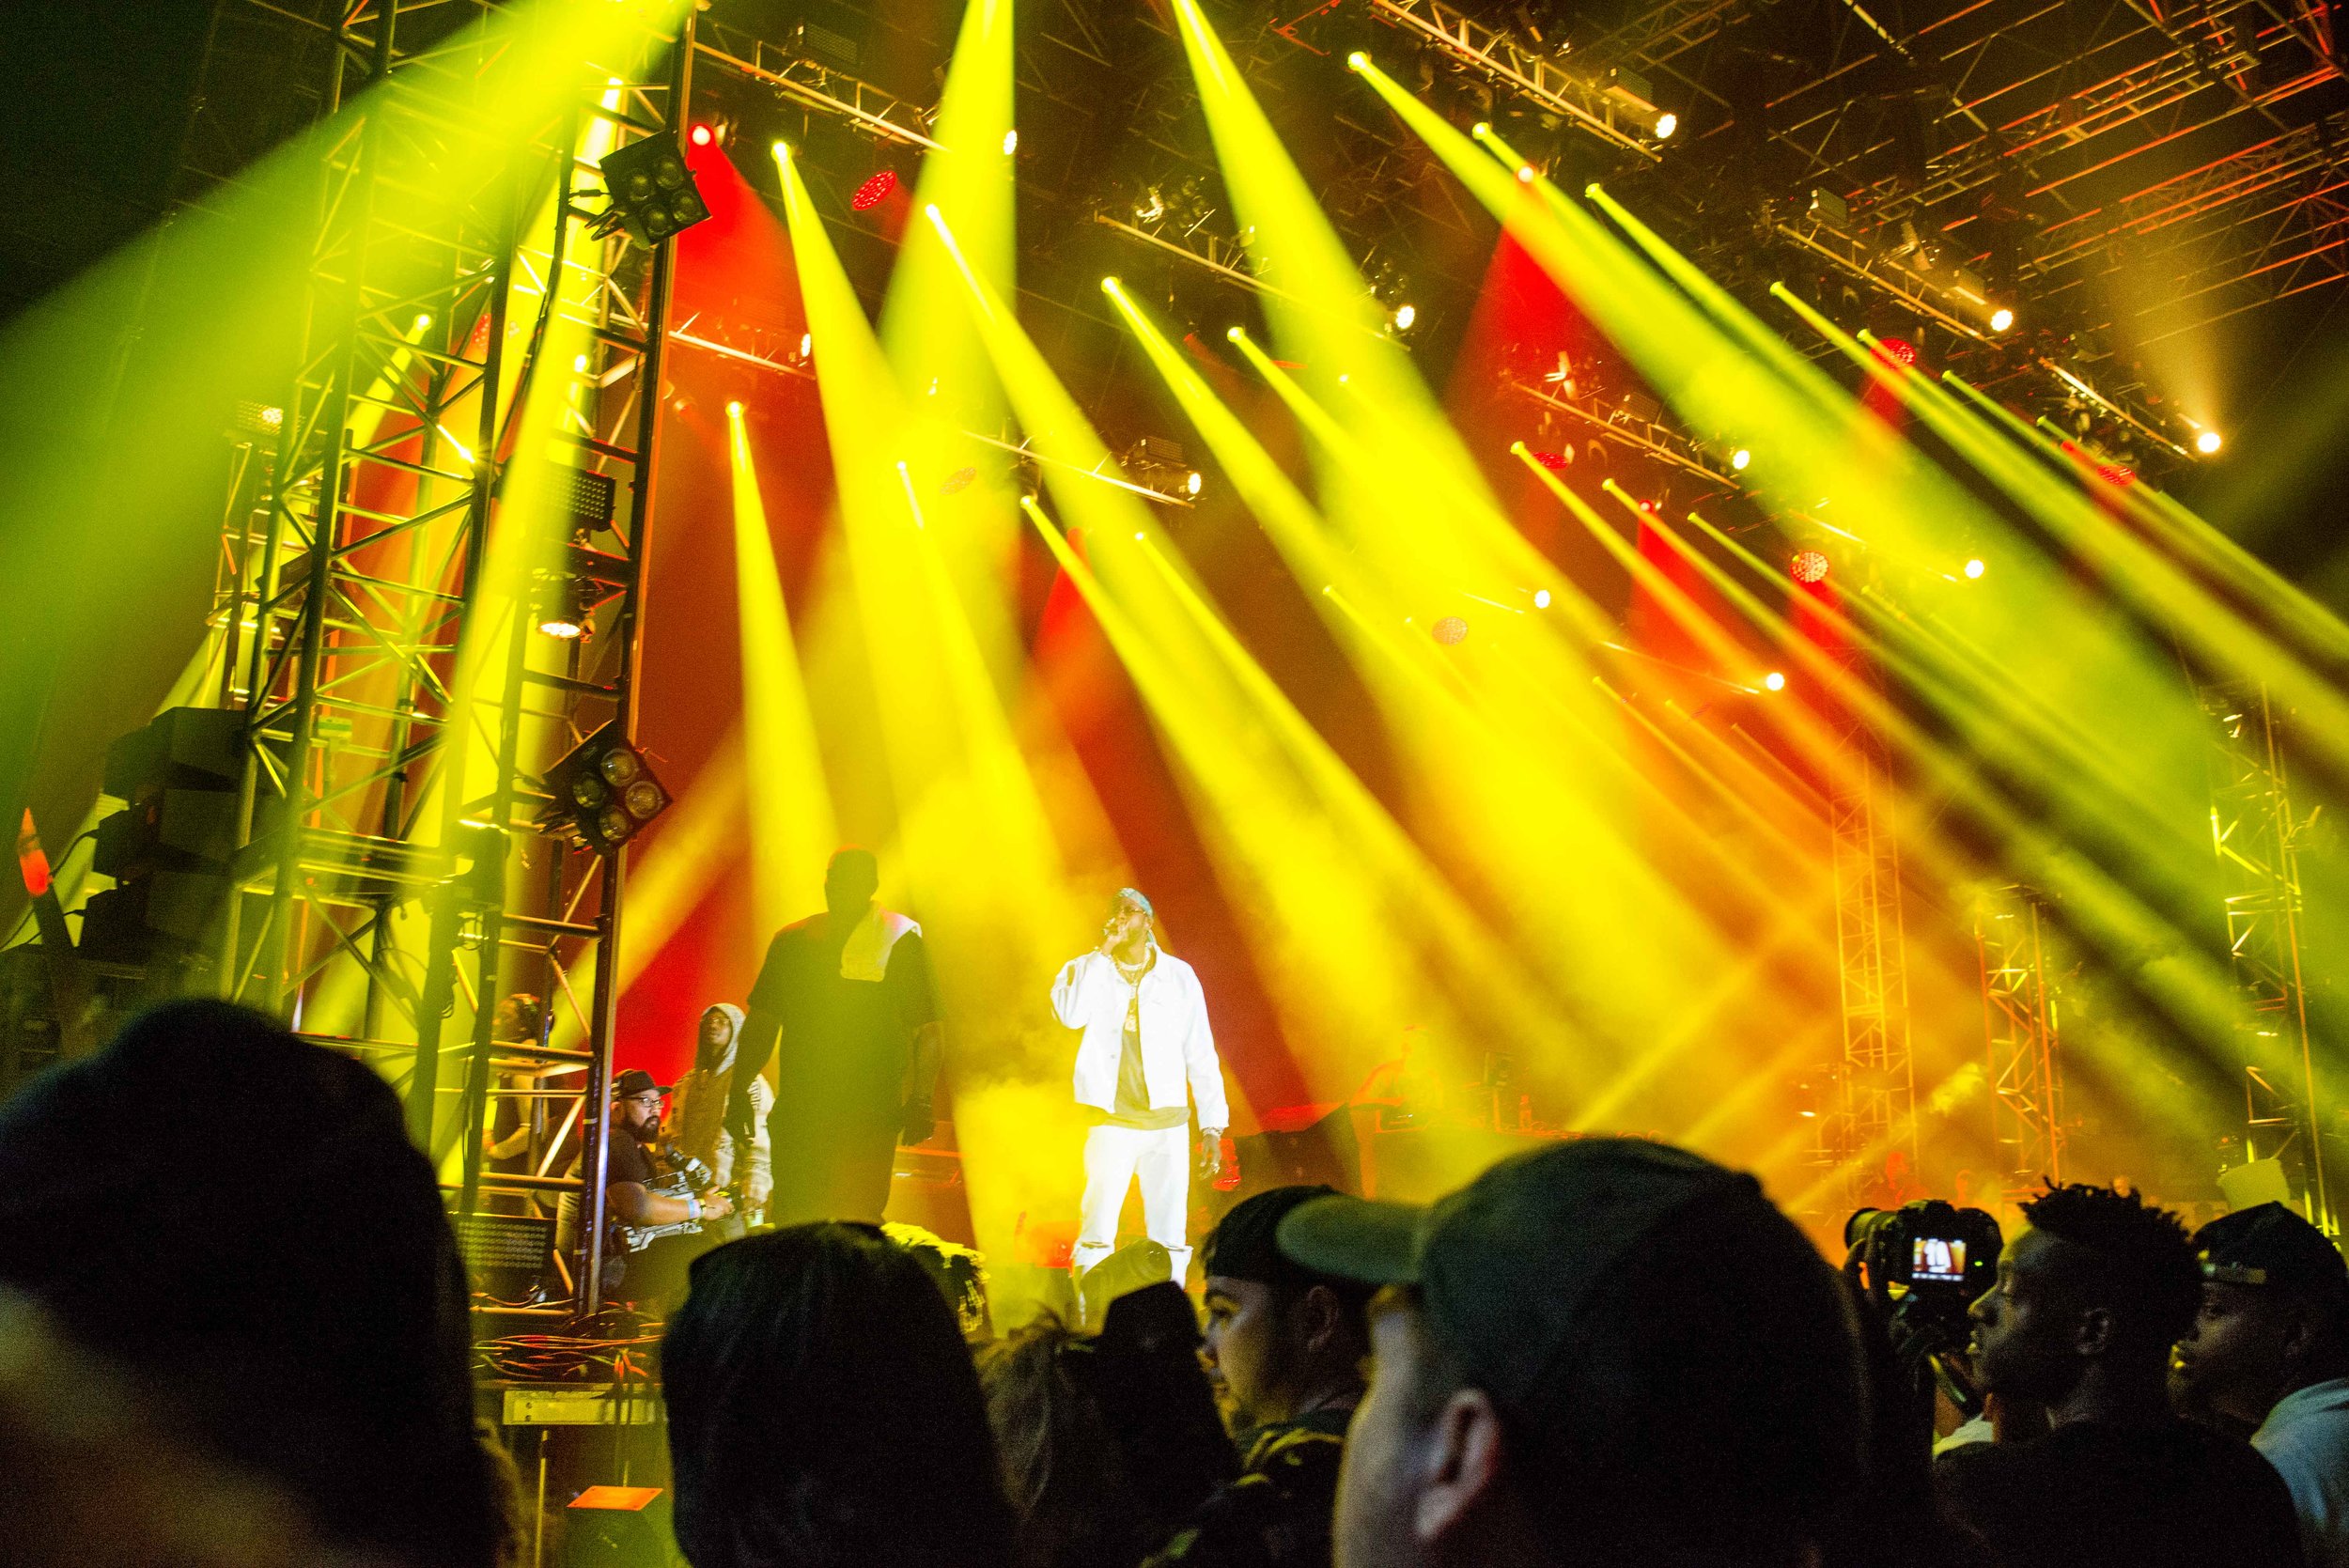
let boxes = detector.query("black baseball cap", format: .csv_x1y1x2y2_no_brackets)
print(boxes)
1203,1186,1343,1291
1278,1137,1868,1549
614,1068,661,1099
2194,1203,2349,1296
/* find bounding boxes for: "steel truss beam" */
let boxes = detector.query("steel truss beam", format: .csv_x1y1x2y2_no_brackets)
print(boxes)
695,17,941,151
1976,884,2065,1211
2204,683,2332,1229
1507,379,1744,492
1353,0,1665,163
179,0,695,1319
1821,722,1919,1190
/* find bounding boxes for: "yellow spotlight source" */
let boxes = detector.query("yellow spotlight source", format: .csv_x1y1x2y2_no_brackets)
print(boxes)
1963,557,1986,580
1655,112,1677,139
2196,428,2223,455
1347,50,1369,70
1002,129,1019,155
772,140,793,161
1989,306,2015,333
1763,671,1787,691
1533,588,1552,609
1102,276,1123,294
726,399,744,418
1731,448,1750,471
1392,302,1416,332
1226,324,1245,342
1186,470,1205,496
1517,164,1536,183
1472,121,1491,139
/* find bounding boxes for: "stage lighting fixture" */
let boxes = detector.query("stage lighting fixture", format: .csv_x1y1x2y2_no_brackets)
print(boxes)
1875,336,1919,368
1185,471,1204,496
1963,557,1986,579
1392,303,1417,332
1226,325,1245,342
1763,671,1787,691
1533,588,1552,609
1432,615,1470,645
851,170,898,210
539,722,671,856
1102,276,1122,293
1517,164,1536,182
1472,121,1492,138
1530,449,1569,471
798,333,813,360
596,133,710,248
1003,129,1019,155
942,466,978,495
532,567,596,642
1347,50,1369,70
1655,112,1678,139
725,400,744,417
690,122,713,147
2097,461,2138,488
2196,428,2222,455
1731,448,1751,471
1988,306,2015,333
1790,550,1830,584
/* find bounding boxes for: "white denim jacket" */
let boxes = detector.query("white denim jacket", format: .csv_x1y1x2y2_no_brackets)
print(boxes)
1051,947,1229,1129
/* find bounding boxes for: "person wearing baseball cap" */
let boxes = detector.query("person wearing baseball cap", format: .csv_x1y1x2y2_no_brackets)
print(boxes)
564,1066,731,1306
2175,1202,2349,1565
1274,1137,1871,1568
1144,1186,1374,1568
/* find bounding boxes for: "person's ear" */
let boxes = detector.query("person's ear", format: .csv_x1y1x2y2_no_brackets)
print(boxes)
1414,1387,1508,1545
2279,1299,2324,1368
2075,1305,2115,1358
1296,1284,1342,1355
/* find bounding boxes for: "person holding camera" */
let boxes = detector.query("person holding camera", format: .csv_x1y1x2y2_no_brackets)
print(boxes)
1938,1181,2302,1568
1054,888,1229,1286
2172,1202,2349,1567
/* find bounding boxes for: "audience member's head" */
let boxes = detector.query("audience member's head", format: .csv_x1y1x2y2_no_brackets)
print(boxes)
1968,1180,2201,1415
0,1000,499,1567
1201,1185,1374,1436
662,1223,1018,1568
2173,1202,2349,1427
979,1315,1151,1568
1281,1138,1869,1568
886,1220,994,1342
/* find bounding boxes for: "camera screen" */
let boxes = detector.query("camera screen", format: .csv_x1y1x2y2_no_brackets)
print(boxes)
1910,1235,1968,1284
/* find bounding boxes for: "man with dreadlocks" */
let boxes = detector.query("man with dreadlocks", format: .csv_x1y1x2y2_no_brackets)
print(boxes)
1939,1180,2305,1568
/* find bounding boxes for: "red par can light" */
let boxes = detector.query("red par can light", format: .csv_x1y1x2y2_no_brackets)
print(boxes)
1530,449,1570,472
1790,550,1831,583
851,170,898,210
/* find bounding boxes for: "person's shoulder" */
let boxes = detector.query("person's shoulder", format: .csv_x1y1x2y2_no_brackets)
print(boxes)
1157,951,1203,985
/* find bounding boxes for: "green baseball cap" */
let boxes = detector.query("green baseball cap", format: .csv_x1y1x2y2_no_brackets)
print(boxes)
1277,1137,1868,1549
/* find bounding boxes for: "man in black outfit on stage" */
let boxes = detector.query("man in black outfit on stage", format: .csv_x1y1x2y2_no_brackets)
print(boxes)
726,846,941,1226
1937,1179,2305,1568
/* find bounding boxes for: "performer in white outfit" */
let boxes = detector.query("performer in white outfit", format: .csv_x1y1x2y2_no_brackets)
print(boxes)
1053,887,1228,1284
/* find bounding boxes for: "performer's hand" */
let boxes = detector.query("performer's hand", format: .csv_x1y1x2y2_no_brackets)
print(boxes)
1199,1129,1226,1181
703,1191,734,1222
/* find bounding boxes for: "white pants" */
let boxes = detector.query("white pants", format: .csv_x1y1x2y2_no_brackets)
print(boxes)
1072,1122,1191,1284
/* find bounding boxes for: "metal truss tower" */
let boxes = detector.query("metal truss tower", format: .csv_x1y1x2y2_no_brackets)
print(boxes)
1976,884,2064,1212
1822,728,1919,1191
2206,684,2331,1231
179,0,694,1314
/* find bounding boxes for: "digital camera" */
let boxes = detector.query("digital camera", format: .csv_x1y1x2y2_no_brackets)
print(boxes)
1845,1199,2002,1348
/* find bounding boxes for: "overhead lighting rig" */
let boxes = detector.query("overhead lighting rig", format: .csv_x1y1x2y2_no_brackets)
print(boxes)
1315,0,1669,162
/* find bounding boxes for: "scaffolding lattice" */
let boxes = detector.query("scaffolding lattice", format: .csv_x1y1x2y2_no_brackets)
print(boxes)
2206,683,2331,1231
1822,726,1918,1191
1976,884,2065,1213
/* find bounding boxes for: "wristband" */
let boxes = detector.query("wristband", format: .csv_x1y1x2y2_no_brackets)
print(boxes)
687,1195,702,1222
